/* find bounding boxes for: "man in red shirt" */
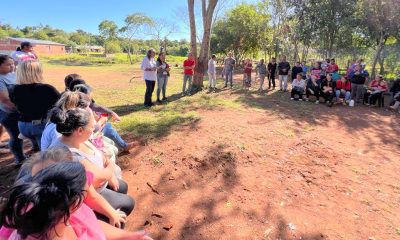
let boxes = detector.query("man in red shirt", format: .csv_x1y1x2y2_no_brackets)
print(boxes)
182,52,196,96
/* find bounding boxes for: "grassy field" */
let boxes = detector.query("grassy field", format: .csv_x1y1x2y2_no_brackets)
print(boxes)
41,59,243,141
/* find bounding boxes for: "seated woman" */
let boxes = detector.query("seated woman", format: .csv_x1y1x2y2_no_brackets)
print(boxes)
305,74,321,104
364,75,388,106
310,61,322,81
290,73,305,101
335,76,351,105
66,77,136,152
0,160,152,240
49,108,135,219
9,60,60,150
14,147,128,229
321,73,336,107
41,91,90,151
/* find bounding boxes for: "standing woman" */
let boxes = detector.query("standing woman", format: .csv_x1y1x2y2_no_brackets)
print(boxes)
141,49,157,107
156,52,170,103
9,60,60,150
0,55,26,164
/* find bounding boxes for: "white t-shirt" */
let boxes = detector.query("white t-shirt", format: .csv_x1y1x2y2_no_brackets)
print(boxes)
140,57,157,81
11,51,37,65
208,59,216,74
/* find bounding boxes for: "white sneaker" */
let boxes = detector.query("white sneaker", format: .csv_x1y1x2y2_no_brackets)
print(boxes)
291,98,294,100
305,98,309,102
299,99,303,101
315,100,319,104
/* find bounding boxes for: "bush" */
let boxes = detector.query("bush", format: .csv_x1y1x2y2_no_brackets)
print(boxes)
105,40,122,54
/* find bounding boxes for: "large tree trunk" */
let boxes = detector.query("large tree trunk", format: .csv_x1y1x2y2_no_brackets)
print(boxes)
371,34,386,79
125,45,133,64
192,0,218,90
378,55,385,75
188,0,197,58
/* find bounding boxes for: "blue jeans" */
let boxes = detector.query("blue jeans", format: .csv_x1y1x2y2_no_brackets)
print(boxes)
18,121,46,150
157,74,168,100
102,122,127,149
336,89,351,101
0,110,26,162
182,74,193,94
225,70,233,87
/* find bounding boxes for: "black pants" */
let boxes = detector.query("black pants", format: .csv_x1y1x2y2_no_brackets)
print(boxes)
144,80,156,106
268,74,276,88
322,91,334,103
306,87,320,101
369,92,383,105
99,179,135,223
291,88,303,99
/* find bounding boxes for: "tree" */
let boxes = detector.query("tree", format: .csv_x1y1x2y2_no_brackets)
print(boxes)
187,0,219,89
211,3,270,63
358,0,400,78
149,18,177,53
105,40,122,54
0,28,7,39
70,32,90,45
98,20,118,53
119,13,154,64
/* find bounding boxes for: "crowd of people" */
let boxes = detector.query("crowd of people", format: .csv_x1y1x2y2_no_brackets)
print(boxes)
0,42,152,239
140,49,399,111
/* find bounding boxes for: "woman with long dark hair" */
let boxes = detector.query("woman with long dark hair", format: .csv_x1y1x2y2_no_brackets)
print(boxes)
1,161,87,239
156,52,170,103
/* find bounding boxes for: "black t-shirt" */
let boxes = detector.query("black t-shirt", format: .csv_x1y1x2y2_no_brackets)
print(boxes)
321,80,336,90
10,83,60,122
292,66,303,79
278,61,291,75
351,74,366,85
268,63,277,74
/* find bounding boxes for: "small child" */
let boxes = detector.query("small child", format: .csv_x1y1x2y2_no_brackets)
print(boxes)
243,59,252,88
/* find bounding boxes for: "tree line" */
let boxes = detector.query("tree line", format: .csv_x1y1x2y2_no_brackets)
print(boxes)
209,0,400,79
0,15,190,60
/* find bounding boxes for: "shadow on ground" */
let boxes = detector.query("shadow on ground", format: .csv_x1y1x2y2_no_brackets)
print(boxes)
132,144,326,239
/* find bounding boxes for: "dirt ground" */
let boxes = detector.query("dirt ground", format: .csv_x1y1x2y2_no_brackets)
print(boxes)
1,65,399,240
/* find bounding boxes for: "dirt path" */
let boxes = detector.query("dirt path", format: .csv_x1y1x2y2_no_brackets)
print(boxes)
120,95,400,240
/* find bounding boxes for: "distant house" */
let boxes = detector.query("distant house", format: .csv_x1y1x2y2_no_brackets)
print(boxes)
65,45,104,53
0,37,65,55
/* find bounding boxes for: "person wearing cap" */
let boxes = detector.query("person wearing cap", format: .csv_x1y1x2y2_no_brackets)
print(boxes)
11,42,38,66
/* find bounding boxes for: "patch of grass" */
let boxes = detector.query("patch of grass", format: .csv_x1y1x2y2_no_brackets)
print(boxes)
304,124,317,132
147,152,164,165
42,53,187,67
115,109,200,140
274,128,296,138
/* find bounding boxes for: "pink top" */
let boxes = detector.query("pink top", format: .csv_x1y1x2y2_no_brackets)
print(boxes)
0,171,106,240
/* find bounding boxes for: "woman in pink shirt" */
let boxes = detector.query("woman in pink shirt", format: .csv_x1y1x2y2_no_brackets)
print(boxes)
0,151,152,240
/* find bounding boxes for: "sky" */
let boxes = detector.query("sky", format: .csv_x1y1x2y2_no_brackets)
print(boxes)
0,0,256,40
